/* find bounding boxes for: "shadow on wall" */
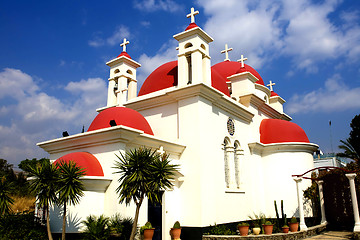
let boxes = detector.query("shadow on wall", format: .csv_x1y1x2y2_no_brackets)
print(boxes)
50,205,82,233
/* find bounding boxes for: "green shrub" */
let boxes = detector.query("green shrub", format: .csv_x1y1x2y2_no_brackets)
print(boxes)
140,221,153,234
173,221,181,229
264,221,272,225
290,217,298,224
237,222,249,227
205,223,236,235
82,215,110,240
109,214,134,240
0,211,47,240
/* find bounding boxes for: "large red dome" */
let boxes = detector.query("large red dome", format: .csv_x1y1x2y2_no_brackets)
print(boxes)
54,152,104,177
212,61,264,86
260,119,310,144
138,61,230,97
88,107,154,135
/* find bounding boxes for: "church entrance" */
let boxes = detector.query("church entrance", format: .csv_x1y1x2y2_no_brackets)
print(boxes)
148,192,164,240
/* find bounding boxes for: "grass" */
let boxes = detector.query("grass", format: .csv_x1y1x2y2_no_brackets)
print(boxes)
11,195,35,213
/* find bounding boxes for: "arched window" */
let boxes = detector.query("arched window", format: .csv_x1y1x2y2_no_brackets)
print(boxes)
200,44,206,50
223,137,232,188
114,69,120,74
127,69,133,75
185,42,193,48
234,140,244,189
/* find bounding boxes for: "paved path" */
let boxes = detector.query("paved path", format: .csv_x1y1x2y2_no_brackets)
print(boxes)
304,231,352,239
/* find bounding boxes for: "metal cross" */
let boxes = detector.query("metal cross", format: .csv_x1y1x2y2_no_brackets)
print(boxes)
237,54,248,68
221,44,233,61
267,80,276,91
187,7,199,24
120,38,129,52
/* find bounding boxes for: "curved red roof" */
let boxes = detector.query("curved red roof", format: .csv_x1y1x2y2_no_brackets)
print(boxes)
88,107,154,135
117,51,131,59
185,23,198,31
270,91,279,97
260,119,310,144
211,61,264,86
138,61,230,97
54,152,104,177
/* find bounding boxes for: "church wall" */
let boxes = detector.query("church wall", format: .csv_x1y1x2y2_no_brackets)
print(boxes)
261,150,314,218
138,102,179,140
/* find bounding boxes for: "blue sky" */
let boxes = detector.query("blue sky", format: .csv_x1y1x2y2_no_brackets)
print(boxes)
0,0,360,167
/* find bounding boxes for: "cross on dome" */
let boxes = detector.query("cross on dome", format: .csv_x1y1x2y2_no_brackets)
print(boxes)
237,54,248,68
120,38,129,52
221,44,233,61
267,80,276,91
187,7,199,24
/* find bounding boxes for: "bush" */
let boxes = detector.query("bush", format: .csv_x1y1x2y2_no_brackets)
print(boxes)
0,211,47,240
82,215,110,240
205,223,236,235
109,214,134,240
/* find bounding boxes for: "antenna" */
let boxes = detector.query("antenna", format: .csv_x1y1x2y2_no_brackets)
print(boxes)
329,120,334,154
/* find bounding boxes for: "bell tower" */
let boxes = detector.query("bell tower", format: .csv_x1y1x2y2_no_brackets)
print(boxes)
173,7,213,87
106,38,141,107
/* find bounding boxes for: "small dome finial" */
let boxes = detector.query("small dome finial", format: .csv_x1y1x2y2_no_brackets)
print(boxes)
187,7,199,24
120,38,130,52
221,44,233,61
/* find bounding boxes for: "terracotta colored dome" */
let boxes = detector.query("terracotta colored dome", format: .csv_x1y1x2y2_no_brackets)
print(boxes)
54,152,104,176
88,107,154,135
211,61,264,86
260,119,310,144
138,61,230,97
117,51,131,59
185,22,198,31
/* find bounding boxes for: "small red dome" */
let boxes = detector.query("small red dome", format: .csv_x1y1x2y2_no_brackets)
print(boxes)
270,91,279,97
185,23,198,31
88,107,154,135
117,51,131,59
138,61,230,97
260,119,310,144
54,152,104,177
211,61,264,86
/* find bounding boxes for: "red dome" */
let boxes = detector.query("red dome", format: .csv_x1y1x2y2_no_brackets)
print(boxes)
185,23,198,31
54,152,104,177
138,61,230,97
260,119,310,144
88,107,154,135
117,51,131,59
211,61,264,86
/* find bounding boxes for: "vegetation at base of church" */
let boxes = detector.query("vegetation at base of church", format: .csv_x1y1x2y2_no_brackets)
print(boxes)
290,217,298,223
140,221,153,234
274,200,287,231
81,214,134,240
237,222,249,227
337,114,360,164
173,221,181,229
82,215,111,240
0,211,47,240
113,147,179,240
0,176,14,215
204,223,236,235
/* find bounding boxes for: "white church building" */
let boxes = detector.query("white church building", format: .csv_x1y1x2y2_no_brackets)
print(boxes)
37,7,318,240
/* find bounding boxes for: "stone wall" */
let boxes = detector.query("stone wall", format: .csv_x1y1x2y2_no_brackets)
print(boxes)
202,224,327,240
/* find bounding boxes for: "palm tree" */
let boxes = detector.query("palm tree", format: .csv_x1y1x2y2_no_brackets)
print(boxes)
113,147,178,240
338,114,360,165
56,160,85,240
28,160,59,240
0,176,14,216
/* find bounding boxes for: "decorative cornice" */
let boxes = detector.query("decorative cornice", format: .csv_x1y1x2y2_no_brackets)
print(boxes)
125,83,254,123
37,125,186,157
106,55,141,68
248,142,319,155
173,26,213,43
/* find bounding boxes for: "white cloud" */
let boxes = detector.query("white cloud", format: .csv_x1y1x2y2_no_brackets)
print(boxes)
134,0,182,12
0,68,107,166
286,74,360,114
89,25,130,47
195,0,360,72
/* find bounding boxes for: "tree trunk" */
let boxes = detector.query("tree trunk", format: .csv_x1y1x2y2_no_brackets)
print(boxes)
46,205,53,240
130,197,143,240
62,202,66,240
